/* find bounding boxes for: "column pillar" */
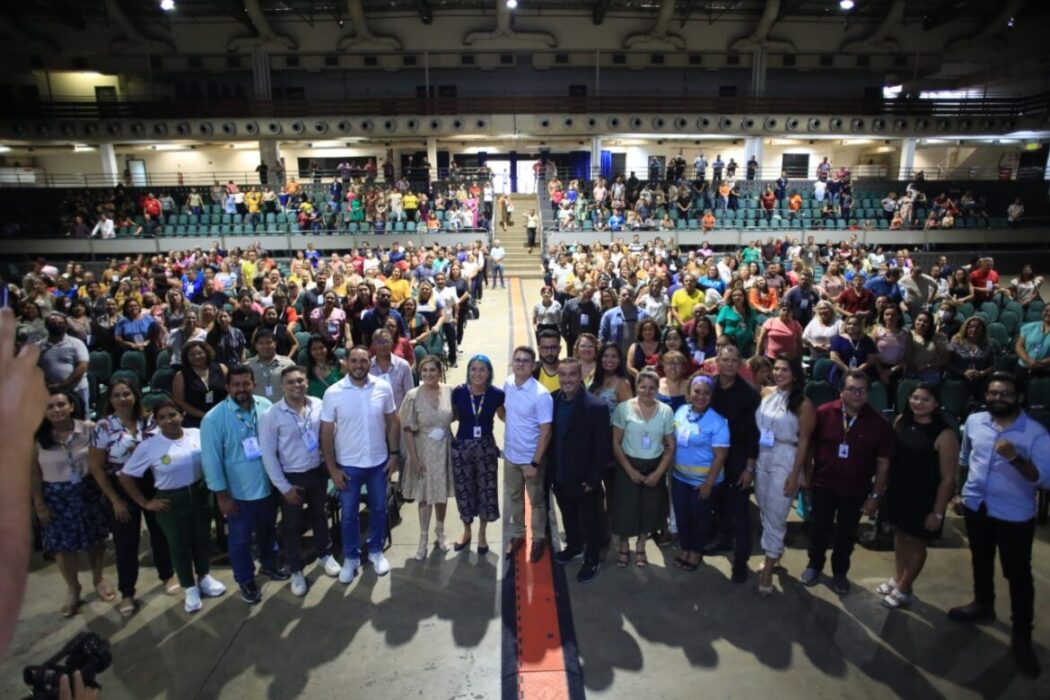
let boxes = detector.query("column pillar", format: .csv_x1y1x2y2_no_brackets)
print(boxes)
426,137,438,180
591,135,602,179
898,137,917,181
99,143,119,186
744,137,764,177
259,140,280,183
750,47,768,97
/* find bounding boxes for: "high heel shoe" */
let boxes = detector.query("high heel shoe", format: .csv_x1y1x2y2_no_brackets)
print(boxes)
435,523,449,552
415,533,429,561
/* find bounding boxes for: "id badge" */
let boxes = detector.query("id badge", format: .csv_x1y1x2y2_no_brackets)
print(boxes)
641,434,653,450
205,391,215,404
301,431,319,452
676,427,691,448
986,280,993,290
838,443,850,459
264,385,274,397
848,357,858,368
69,471,82,485
242,436,262,460
327,320,339,335
580,313,590,326
693,350,705,363
799,298,809,309
759,429,775,448
473,426,482,439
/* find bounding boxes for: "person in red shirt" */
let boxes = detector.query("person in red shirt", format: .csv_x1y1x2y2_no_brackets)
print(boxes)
788,191,803,220
969,257,1000,303
143,193,162,220
834,274,876,323
760,187,777,222
801,370,894,594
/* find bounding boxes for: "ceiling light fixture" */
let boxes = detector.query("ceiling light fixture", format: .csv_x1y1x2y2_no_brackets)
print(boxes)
160,0,175,11
839,0,855,9
506,0,518,8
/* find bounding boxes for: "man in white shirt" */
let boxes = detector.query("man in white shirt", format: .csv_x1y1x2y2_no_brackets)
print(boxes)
501,345,554,563
434,272,461,367
320,347,399,581
91,213,115,239
813,179,827,203
259,366,341,595
550,255,574,303
489,240,506,289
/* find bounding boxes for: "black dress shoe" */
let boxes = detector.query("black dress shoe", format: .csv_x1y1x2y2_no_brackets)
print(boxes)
506,537,525,556
731,565,748,584
453,539,471,552
553,547,584,565
1012,635,1042,678
948,601,997,624
577,561,601,584
260,565,291,581
529,540,546,563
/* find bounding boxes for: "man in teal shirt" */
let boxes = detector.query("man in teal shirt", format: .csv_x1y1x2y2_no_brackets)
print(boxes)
201,366,289,605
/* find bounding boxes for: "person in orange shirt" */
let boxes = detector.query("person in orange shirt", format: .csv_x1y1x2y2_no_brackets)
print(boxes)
748,277,779,314
788,191,803,220
717,182,731,212
702,210,717,232
285,178,301,196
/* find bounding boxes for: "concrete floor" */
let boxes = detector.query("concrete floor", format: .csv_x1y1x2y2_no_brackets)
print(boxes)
3,275,1050,699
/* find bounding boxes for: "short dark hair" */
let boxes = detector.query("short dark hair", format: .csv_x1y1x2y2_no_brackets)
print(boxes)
513,345,536,361
226,365,254,384
252,328,276,346
537,329,560,345
839,368,871,389
987,371,1020,394
281,365,308,380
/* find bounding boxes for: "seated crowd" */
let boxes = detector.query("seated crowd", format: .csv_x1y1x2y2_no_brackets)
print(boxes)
543,162,1020,233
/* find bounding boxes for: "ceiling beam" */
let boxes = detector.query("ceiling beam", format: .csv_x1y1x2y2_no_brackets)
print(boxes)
593,0,614,26
216,0,258,33
415,0,433,25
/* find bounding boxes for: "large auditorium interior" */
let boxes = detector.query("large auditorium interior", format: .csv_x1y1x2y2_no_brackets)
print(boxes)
2,0,1050,698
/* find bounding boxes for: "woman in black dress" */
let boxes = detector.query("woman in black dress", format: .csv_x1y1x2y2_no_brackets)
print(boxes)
878,383,959,609
171,340,228,428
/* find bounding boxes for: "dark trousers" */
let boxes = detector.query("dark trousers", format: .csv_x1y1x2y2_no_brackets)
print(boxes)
106,474,173,598
553,483,602,566
227,496,278,584
672,477,720,553
715,480,753,567
443,323,459,364
154,482,212,588
806,485,865,577
963,504,1035,635
280,468,333,572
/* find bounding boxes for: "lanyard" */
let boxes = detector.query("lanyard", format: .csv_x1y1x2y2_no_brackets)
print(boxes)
471,389,487,424
841,409,858,436
285,402,314,436
234,404,258,436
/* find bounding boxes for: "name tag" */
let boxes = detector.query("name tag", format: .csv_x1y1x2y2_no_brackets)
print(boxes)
580,313,589,326
799,299,809,309
676,427,691,447
849,357,858,368
301,430,319,452
242,436,262,460
986,281,993,289
205,391,215,404
838,443,850,459
759,429,775,448
428,428,446,441
693,350,705,363
327,320,339,335
641,434,652,450
133,334,145,344
264,385,274,397
69,471,82,485
473,426,482,439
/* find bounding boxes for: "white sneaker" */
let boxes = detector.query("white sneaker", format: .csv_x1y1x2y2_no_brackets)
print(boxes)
369,551,391,576
184,586,203,613
320,555,341,578
882,590,914,609
339,558,359,584
198,575,227,598
875,578,898,596
290,571,308,597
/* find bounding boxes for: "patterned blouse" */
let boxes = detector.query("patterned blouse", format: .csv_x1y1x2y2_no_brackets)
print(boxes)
89,414,155,473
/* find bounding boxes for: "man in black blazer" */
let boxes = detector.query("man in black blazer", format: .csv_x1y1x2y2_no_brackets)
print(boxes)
548,358,612,583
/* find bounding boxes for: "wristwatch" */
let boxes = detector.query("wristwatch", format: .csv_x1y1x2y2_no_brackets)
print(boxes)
934,512,945,521
389,450,400,456
530,461,540,468
868,492,882,500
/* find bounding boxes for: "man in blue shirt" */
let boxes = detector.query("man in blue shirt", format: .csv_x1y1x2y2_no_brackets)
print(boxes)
598,286,649,356
608,210,624,232
949,373,1050,678
863,267,903,307
201,366,289,605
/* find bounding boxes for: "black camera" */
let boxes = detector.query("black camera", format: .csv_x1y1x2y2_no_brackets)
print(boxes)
23,632,112,700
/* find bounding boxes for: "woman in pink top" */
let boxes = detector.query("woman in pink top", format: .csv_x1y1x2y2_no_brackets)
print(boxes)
872,305,912,386
755,303,803,360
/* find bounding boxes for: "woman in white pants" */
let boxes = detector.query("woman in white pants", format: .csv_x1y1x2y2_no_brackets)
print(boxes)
755,354,815,596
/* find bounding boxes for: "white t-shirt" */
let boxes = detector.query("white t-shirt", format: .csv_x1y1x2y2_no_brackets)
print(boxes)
490,246,506,263
121,429,203,490
502,375,553,465
320,375,395,467
434,285,460,314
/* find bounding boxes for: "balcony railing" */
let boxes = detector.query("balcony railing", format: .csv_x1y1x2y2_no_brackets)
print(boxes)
4,93,1049,121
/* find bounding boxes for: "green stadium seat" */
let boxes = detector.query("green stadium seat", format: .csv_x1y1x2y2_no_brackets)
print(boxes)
804,380,838,407
150,367,175,395
895,378,918,413
979,302,1000,322
811,357,834,382
867,381,890,413
939,380,971,421
119,351,149,387
987,322,1010,347
89,351,113,386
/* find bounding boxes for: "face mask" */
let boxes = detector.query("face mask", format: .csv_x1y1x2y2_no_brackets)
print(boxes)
45,321,64,335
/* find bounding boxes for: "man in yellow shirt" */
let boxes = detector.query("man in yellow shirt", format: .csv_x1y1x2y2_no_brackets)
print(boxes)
533,329,561,393
245,187,263,225
670,273,704,326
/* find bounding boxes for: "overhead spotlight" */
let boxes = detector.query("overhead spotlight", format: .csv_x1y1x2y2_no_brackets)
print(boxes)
839,0,854,9
1007,16,1015,28
159,0,175,10
506,0,517,8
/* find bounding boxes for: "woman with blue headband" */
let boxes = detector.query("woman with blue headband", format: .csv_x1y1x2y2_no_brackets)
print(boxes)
451,354,506,555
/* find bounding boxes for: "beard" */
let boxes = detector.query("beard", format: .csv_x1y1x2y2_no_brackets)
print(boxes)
986,400,1017,418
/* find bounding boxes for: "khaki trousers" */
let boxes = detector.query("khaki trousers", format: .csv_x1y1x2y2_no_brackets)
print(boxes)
504,460,547,540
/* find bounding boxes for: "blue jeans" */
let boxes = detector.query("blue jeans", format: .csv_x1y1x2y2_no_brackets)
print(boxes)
491,263,505,287
671,477,721,554
337,464,388,559
227,497,278,584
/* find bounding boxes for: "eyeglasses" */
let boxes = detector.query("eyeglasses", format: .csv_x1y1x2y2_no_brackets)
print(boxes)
842,386,868,394
985,390,1016,399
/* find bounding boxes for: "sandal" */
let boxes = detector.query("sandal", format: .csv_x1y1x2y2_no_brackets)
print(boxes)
164,579,181,596
635,550,648,568
118,598,138,617
616,549,630,568
61,590,82,618
94,579,116,603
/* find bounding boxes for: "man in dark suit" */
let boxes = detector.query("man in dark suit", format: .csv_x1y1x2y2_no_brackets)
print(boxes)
549,357,612,583
558,283,601,354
